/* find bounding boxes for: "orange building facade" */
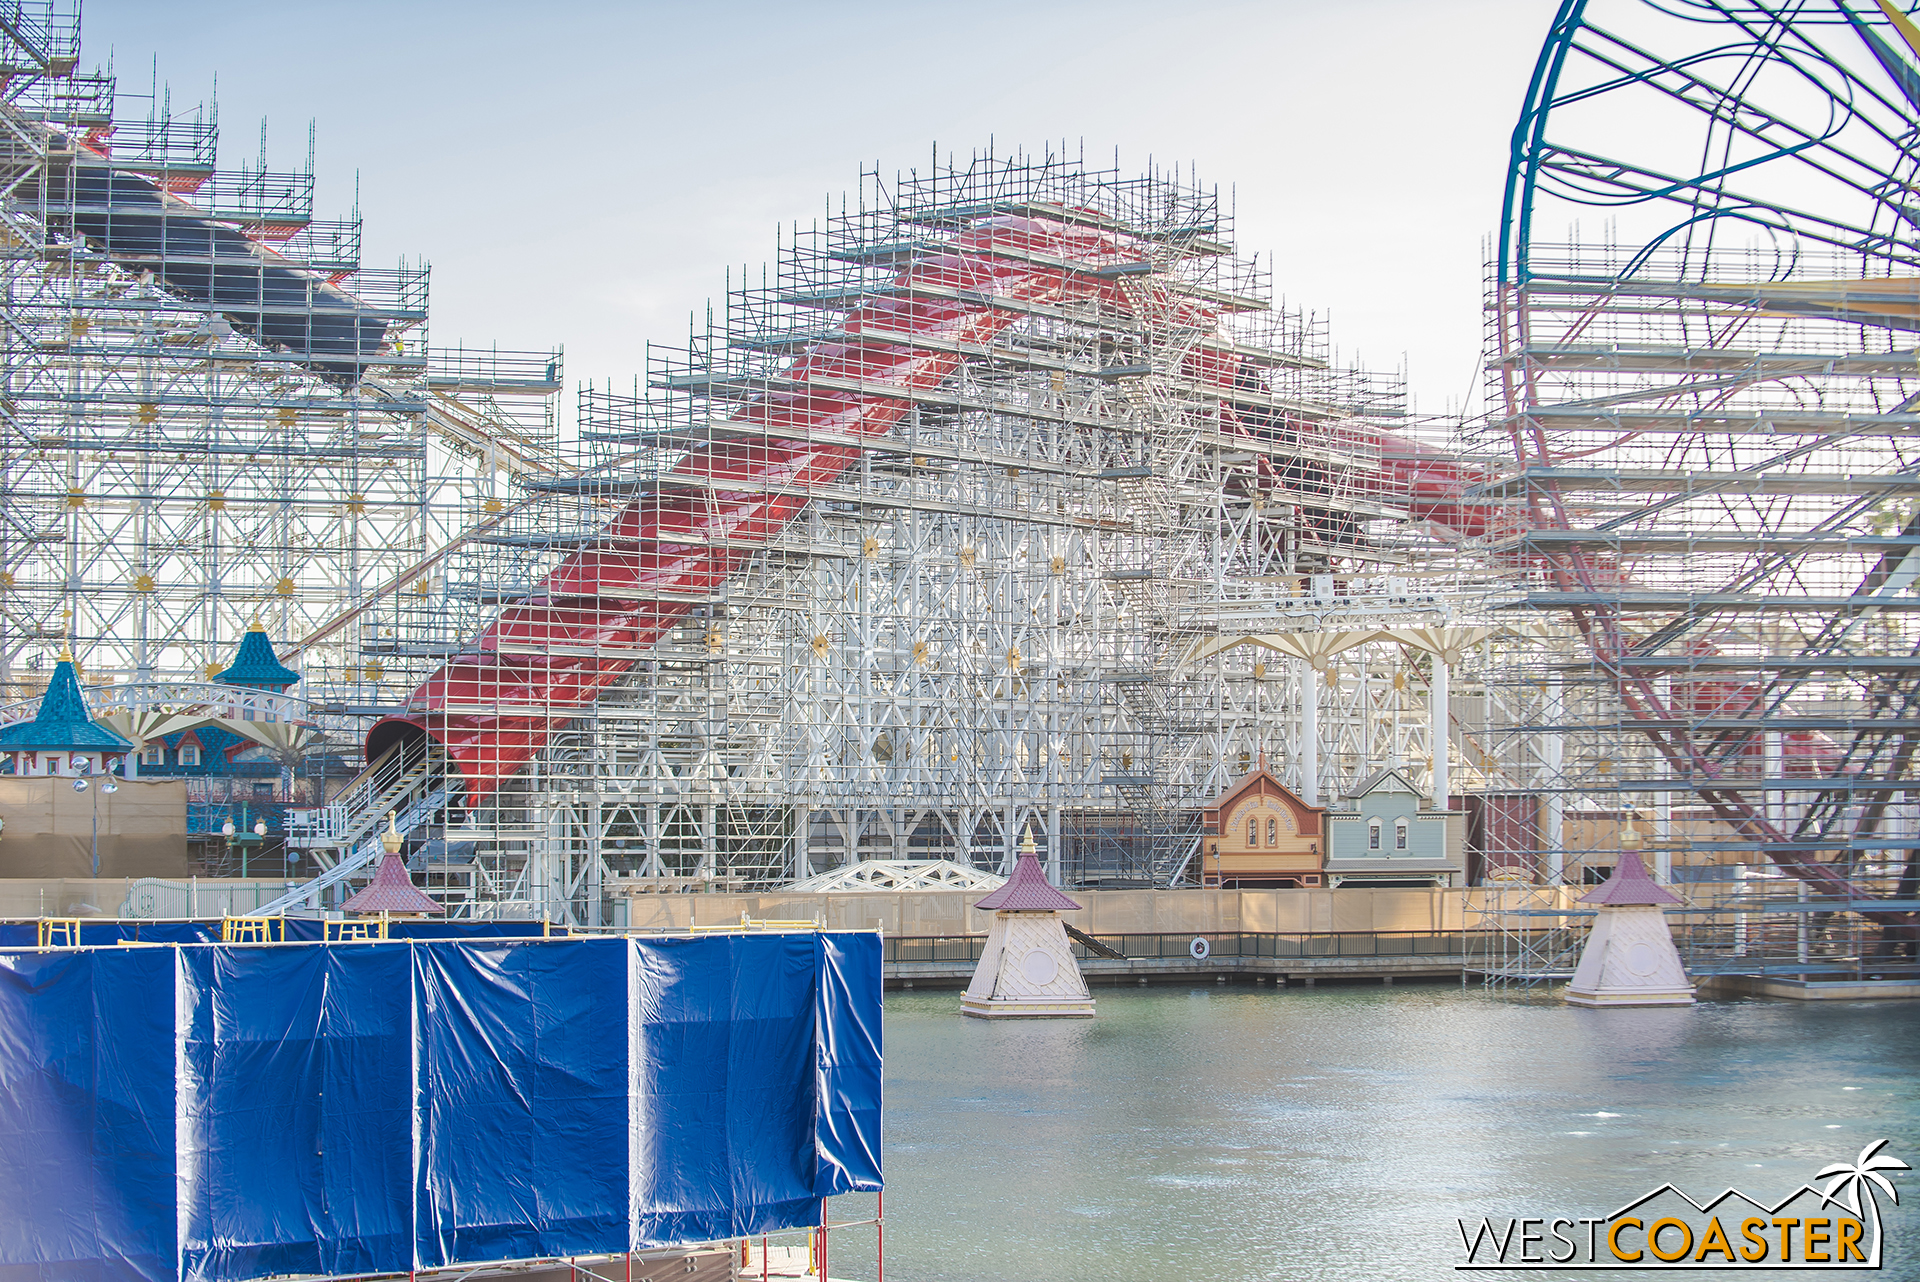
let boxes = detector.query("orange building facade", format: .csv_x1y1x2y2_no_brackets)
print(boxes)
1196,766,1326,889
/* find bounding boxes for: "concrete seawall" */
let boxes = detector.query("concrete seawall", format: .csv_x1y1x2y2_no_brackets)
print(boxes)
890,951,1476,989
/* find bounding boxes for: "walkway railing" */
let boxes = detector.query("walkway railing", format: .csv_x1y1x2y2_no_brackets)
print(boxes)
886,930,1493,965
0,680,312,726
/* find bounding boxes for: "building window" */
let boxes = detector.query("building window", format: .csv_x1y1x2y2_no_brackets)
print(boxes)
1267,816,1279,847
45,756,59,775
179,742,201,767
1395,819,1409,851
1368,820,1381,850
142,744,163,766
1246,815,1258,847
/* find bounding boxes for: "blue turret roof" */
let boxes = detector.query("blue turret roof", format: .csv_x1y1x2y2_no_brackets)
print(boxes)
0,658,132,752
217,624,300,690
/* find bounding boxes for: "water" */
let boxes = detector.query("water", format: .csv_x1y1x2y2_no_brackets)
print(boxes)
822,984,1920,1281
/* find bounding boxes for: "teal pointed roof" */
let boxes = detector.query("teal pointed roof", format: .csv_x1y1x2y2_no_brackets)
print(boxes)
217,623,300,690
0,658,133,752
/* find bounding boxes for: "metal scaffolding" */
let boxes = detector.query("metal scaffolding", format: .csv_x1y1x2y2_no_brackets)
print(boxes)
9,0,1911,965
0,6,562,816
314,149,1472,922
0,9,1493,925
1466,0,1920,984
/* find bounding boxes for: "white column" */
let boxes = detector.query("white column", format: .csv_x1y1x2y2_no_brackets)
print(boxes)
1652,794,1672,884
1543,675,1564,883
1733,862,1749,957
1764,731,1784,829
1651,675,1672,883
695,803,718,880
1047,805,1062,884
1301,661,1320,807
1796,878,1810,966
583,816,605,927
644,801,665,878
1429,654,1450,809
792,805,813,882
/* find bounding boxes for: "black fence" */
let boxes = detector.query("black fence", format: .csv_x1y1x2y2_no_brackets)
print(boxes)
886,931,1497,965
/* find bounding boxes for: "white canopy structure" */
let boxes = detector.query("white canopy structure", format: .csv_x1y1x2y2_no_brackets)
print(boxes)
786,860,1008,894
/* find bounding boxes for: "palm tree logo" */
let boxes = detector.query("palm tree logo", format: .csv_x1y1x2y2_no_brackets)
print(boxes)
1817,1138,1910,1264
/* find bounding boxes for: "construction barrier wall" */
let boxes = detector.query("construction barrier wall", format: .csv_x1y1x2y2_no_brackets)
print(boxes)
0,933,882,1282
616,885,1546,937
0,879,297,921
0,780,190,879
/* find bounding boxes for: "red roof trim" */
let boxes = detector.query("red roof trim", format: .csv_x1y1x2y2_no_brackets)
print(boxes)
341,852,443,915
1579,850,1682,906
973,848,1080,912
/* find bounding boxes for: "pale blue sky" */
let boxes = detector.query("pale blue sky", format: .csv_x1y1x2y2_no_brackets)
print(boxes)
84,0,1549,419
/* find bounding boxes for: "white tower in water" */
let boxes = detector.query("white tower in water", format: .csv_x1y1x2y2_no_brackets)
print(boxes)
962,833,1095,1019
1565,850,1694,1008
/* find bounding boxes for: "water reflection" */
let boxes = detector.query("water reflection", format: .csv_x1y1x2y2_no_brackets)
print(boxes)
825,985,1919,1282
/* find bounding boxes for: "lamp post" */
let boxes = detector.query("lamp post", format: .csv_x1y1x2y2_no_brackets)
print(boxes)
72,760,119,877
220,806,271,879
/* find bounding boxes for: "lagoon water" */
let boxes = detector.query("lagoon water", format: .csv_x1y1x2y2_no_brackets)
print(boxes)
824,984,1920,1282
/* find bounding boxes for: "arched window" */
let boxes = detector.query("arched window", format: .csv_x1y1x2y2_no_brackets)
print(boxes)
1395,819,1409,851
1267,816,1278,846
1367,819,1381,850
1247,815,1258,847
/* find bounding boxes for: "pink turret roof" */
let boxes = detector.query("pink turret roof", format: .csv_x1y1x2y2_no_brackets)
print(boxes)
1579,850,1681,906
341,851,442,916
973,838,1080,913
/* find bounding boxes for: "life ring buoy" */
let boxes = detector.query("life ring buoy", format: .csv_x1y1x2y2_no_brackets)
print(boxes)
1189,936,1211,961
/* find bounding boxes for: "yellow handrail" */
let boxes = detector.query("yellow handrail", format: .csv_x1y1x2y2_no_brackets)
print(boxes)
222,917,283,943
689,912,822,933
37,918,82,948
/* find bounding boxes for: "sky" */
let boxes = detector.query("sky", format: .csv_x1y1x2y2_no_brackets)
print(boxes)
84,0,1549,423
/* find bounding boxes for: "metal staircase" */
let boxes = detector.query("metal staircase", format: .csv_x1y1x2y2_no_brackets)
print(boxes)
268,738,453,913
288,738,441,859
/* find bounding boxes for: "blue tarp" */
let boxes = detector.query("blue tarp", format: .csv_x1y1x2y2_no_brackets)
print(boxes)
0,933,882,1281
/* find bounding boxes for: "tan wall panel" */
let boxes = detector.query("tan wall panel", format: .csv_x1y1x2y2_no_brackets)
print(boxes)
0,834,188,880
612,886,1500,936
0,777,186,838
0,875,135,916
1365,890,1445,932
0,878,1585,934
0,876,286,918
